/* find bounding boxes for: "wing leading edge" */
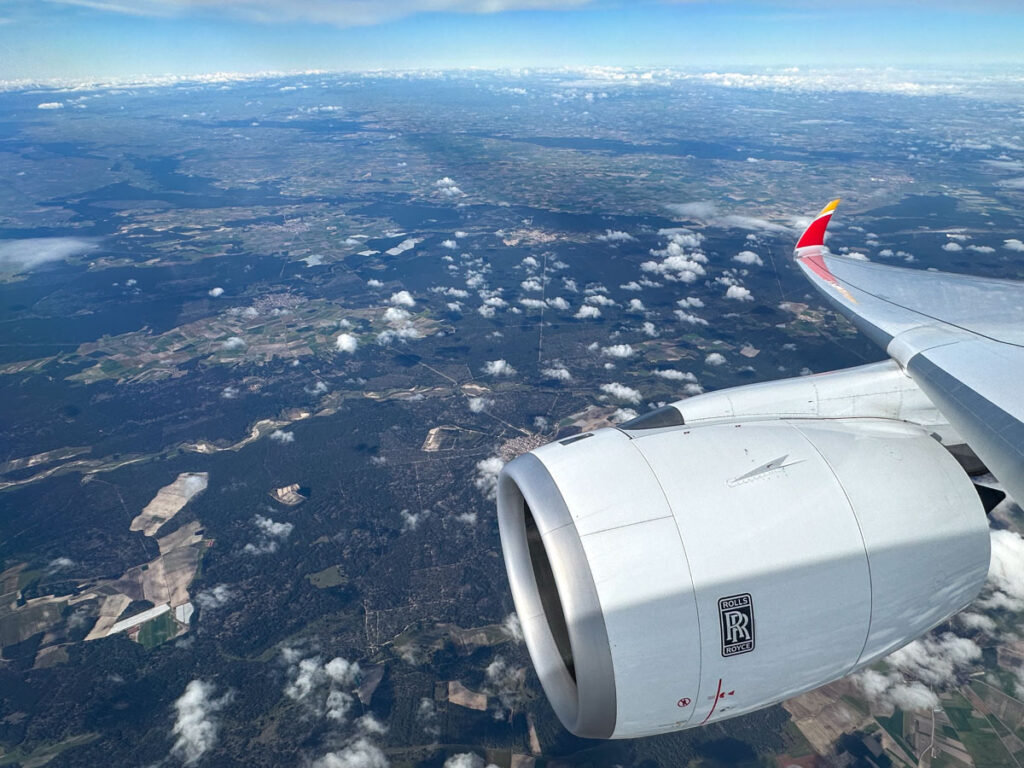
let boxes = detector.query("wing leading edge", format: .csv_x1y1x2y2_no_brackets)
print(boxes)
794,201,1024,506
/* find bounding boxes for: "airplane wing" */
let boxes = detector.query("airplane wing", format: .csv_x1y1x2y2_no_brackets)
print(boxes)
795,200,1024,505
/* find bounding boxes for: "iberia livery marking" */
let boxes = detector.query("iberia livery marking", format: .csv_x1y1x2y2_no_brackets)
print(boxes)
795,199,857,304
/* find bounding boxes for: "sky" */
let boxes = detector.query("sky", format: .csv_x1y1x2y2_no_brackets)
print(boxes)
0,0,1023,82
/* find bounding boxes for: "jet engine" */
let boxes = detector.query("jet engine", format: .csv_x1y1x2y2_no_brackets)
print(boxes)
497,406,990,738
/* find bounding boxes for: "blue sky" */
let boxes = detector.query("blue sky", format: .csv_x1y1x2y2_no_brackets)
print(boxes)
1,1,1022,81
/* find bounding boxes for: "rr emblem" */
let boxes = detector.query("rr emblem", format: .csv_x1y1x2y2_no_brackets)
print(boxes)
718,593,755,657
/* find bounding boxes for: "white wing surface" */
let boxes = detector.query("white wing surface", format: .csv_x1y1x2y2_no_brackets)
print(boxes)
795,200,1024,505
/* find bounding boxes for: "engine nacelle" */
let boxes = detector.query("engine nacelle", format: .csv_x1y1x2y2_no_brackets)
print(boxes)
497,418,990,739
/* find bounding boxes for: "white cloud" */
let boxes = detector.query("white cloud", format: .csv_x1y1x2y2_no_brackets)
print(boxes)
968,245,996,253
705,352,727,366
38,101,64,109
981,529,1024,610
482,359,515,377
314,738,389,768
520,277,543,292
547,296,569,310
195,585,236,611
502,613,523,643
444,753,499,768
600,382,642,404
440,239,458,249
0,237,98,272
171,680,232,766
1004,239,1024,252
244,514,294,555
641,321,659,337
678,296,704,308
674,310,708,326
733,250,763,266
574,305,601,319
475,456,505,500
854,669,938,711
208,286,224,297
585,294,616,307
942,241,963,252
888,633,981,687
468,396,493,412
627,298,645,313
602,344,635,359
666,202,790,233
434,176,464,198
542,365,572,381
336,333,358,353
270,429,295,443
367,278,383,288
383,307,410,324
597,230,634,242
389,290,415,308
620,281,642,291
654,369,697,382
725,285,753,301
221,336,246,350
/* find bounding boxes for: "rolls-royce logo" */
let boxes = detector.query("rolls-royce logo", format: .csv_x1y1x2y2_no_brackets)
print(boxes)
719,593,755,657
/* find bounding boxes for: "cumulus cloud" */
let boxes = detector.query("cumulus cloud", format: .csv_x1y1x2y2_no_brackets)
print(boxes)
597,230,634,242
627,298,645,313
981,529,1024,610
733,250,764,266
547,296,570,311
244,514,294,555
221,336,246,350
642,321,659,337
1004,239,1024,252
520,277,543,292
942,241,963,252
542,365,572,381
444,753,499,768
434,177,464,198
336,333,358,353
195,584,236,611
440,239,458,249
468,396,493,413
641,231,708,283
585,294,616,307
574,305,601,319
389,290,415,308
283,650,362,725
366,278,383,288
705,352,727,366
725,285,753,301
270,429,295,443
654,369,697,382
678,296,704,308
208,286,224,297
475,456,505,500
314,738,389,768
171,680,232,766
968,245,996,253
675,310,709,326
482,359,515,377
888,633,981,687
855,669,939,711
600,382,642,404
602,344,635,359
0,237,98,273
38,101,64,109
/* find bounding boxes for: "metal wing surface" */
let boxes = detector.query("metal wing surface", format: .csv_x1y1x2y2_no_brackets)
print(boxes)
794,201,1024,505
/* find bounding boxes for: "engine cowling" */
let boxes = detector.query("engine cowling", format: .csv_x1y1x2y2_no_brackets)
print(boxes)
496,417,990,739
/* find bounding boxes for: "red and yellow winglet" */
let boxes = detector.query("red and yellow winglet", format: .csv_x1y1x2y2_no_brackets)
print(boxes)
794,199,857,304
795,198,840,249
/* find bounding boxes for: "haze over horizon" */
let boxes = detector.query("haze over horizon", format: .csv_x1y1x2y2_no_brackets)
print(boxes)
2,0,1023,82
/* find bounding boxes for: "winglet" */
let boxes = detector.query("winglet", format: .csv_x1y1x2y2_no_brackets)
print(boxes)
795,199,840,250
